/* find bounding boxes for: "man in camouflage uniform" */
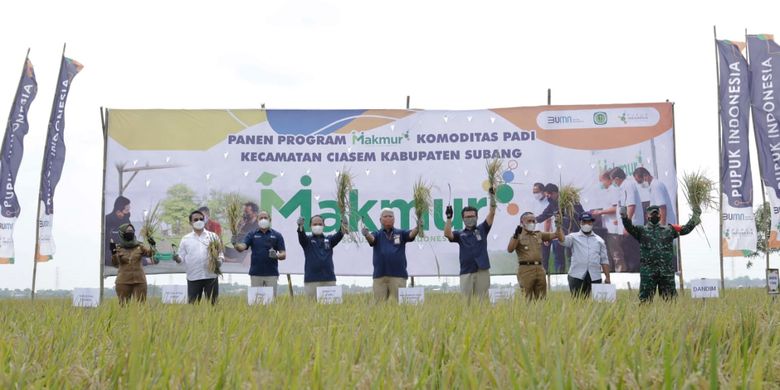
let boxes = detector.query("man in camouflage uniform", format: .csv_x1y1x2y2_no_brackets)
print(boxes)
621,204,700,302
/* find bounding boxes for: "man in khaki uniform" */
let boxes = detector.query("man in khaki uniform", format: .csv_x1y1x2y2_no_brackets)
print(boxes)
507,211,563,300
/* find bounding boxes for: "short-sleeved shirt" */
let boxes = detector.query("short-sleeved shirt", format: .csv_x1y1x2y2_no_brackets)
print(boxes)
243,228,286,277
616,180,644,233
513,230,559,263
299,230,344,283
370,228,414,279
650,179,677,225
450,221,492,274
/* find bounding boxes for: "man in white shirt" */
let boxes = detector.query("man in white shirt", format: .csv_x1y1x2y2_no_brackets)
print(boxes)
611,167,644,272
173,210,224,304
590,170,619,271
561,212,611,297
633,167,677,225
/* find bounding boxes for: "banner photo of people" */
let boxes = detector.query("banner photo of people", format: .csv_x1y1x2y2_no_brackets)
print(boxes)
102,102,677,277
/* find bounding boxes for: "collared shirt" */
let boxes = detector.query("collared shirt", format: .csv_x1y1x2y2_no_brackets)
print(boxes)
561,231,608,280
450,221,492,274
600,186,619,234
649,179,677,224
298,229,344,283
513,230,558,263
112,245,155,284
370,228,413,279
177,230,223,281
616,180,644,233
243,228,286,277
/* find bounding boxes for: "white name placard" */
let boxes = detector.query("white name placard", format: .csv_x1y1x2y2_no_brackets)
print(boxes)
161,285,187,304
690,279,720,299
248,287,275,305
72,288,100,307
316,286,343,304
489,288,515,304
398,287,425,304
591,284,617,302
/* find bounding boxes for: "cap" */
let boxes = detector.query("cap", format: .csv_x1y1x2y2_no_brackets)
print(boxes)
580,212,594,222
647,205,661,214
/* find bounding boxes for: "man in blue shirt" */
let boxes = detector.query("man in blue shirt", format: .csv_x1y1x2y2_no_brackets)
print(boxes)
233,210,287,296
443,191,497,298
297,214,346,299
361,208,421,302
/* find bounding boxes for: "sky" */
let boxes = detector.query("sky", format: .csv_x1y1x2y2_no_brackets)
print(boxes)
0,0,779,291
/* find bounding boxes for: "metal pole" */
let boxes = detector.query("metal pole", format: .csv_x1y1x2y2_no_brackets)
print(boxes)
99,107,109,301
287,274,293,297
410,276,415,287
669,102,685,292
547,88,551,105
744,29,772,290
406,95,410,110
714,26,726,292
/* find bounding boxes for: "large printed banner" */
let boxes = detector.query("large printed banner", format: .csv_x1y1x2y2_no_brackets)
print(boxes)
747,34,780,249
717,40,757,255
103,103,678,277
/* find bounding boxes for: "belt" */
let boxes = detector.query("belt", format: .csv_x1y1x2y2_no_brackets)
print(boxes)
518,261,541,266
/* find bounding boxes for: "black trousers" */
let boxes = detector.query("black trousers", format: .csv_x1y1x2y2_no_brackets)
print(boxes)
187,278,219,304
568,272,602,298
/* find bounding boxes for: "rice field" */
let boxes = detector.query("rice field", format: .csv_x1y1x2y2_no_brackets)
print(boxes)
1,289,779,388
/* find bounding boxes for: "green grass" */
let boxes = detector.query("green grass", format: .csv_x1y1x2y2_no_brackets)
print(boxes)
1,289,779,388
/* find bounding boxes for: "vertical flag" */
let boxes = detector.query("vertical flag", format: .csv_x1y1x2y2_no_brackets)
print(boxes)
717,40,757,254
35,56,82,261
0,57,37,264
747,34,780,249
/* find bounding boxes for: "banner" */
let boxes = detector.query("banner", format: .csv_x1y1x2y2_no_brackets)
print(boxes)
0,57,37,263
103,103,678,277
36,56,82,261
717,40,757,255
747,34,780,249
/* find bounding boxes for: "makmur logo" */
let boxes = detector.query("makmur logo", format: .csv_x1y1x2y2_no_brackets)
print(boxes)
255,172,515,233
351,130,410,146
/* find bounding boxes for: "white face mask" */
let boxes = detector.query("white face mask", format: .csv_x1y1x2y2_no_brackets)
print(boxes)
311,225,324,235
524,222,536,231
193,220,205,230
640,181,650,189
580,224,593,233
533,192,544,201
259,218,270,229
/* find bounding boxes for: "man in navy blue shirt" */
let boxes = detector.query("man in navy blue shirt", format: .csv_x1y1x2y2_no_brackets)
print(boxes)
233,210,287,296
361,208,421,302
444,192,497,298
297,214,346,299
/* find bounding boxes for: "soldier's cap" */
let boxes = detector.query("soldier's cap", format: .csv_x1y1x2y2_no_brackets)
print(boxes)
579,212,595,222
647,205,661,214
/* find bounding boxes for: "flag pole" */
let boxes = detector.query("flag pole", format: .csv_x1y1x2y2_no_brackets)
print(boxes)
32,43,68,300
406,95,416,288
670,102,685,292
714,26,726,292
744,29,772,289
99,107,109,301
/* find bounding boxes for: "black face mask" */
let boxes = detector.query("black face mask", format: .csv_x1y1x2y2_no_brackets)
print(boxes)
122,232,135,241
649,215,660,224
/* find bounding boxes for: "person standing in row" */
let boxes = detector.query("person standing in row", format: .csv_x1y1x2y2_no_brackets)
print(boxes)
234,210,287,296
561,212,610,297
111,223,157,304
173,210,224,304
444,188,497,299
508,211,563,300
298,215,346,299
361,208,421,302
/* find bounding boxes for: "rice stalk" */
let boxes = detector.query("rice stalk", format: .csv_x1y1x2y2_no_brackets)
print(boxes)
225,193,244,240
335,167,355,234
141,202,161,242
412,177,433,237
558,185,582,231
485,158,503,192
207,234,223,277
680,170,716,211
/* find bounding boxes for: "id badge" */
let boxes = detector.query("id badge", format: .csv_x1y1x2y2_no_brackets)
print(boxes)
393,234,401,245
475,231,482,241
324,239,331,250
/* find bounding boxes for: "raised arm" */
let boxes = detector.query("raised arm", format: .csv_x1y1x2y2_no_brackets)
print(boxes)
678,207,701,236
621,212,642,240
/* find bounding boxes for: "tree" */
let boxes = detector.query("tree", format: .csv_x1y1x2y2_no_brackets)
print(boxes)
160,184,199,236
746,202,780,268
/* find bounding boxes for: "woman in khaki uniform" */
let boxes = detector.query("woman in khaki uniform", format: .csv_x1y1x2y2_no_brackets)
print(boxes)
111,223,157,304
507,212,563,300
